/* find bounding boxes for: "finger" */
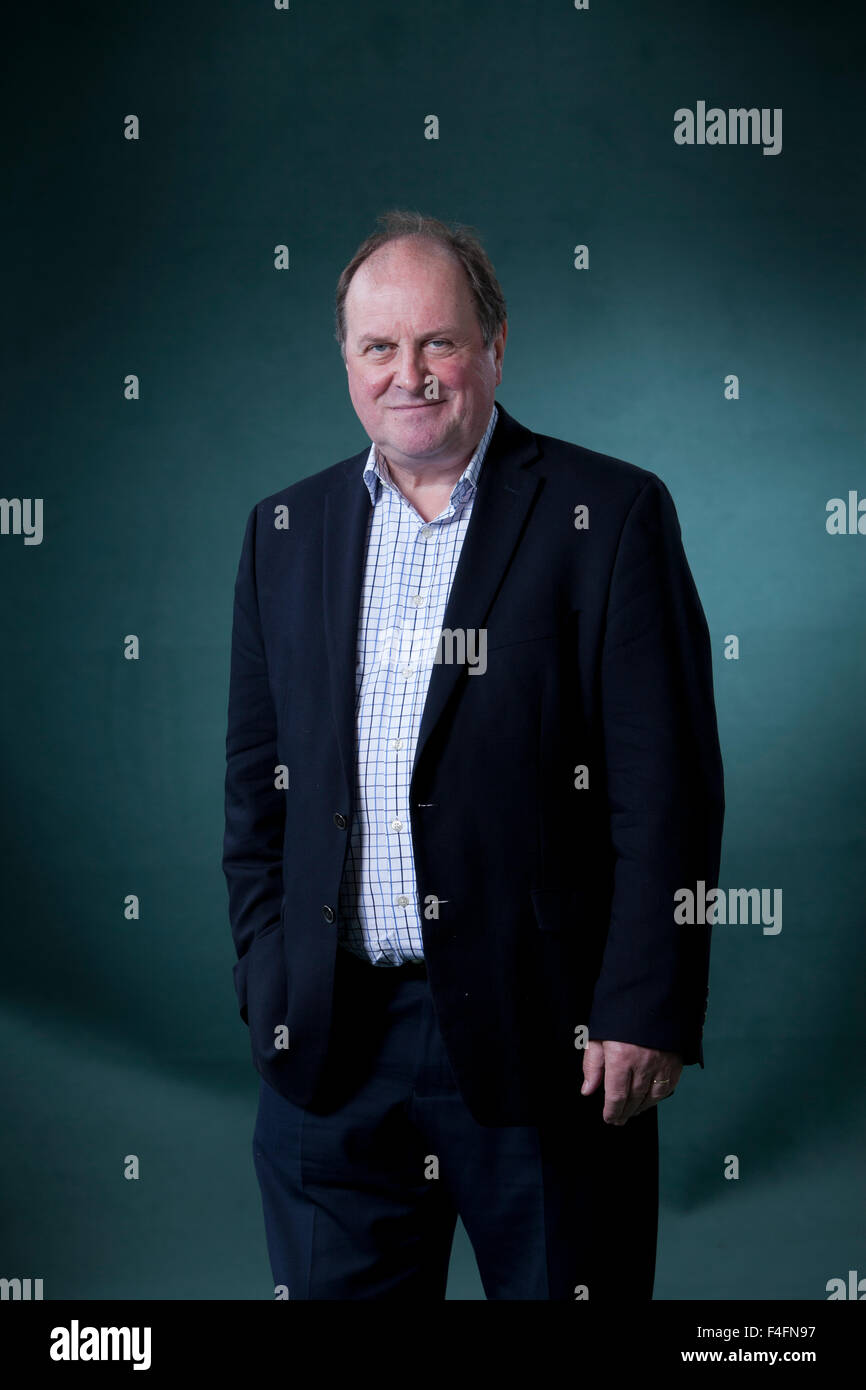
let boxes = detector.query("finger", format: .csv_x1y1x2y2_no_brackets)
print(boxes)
624,1096,660,1121
650,1075,678,1100
619,1062,663,1123
613,1070,668,1124
629,1053,682,1116
612,1090,645,1125
633,1078,677,1114
581,1040,605,1096
602,1070,634,1125
632,1070,656,1112
631,1093,662,1116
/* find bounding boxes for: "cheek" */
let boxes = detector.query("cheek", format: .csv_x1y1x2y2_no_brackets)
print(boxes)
347,372,380,409
441,360,484,392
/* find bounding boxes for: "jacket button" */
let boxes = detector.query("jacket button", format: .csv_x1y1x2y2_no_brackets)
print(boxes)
322,905,335,923
333,812,347,829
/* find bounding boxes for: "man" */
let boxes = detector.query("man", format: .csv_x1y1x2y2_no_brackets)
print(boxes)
222,210,725,1301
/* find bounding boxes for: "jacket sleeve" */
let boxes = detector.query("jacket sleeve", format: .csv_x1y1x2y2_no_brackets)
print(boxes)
587,475,725,1065
222,503,285,1024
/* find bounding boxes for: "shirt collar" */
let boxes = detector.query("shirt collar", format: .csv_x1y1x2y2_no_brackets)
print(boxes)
362,402,499,510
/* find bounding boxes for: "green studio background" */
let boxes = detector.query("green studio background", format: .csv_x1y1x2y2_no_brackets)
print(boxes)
2,0,864,1299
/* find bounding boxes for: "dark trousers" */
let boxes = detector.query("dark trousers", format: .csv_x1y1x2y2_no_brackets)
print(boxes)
252,945,658,1300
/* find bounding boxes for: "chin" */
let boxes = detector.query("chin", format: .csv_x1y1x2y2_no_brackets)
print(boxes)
395,425,450,452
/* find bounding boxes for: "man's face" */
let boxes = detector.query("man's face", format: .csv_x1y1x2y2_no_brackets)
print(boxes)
342,236,506,471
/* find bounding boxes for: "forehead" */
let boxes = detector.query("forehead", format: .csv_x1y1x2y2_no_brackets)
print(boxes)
346,239,472,315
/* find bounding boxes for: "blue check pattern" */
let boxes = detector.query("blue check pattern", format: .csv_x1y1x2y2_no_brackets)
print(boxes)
336,403,499,964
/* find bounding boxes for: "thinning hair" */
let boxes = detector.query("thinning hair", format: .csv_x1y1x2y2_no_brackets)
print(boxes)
335,209,507,358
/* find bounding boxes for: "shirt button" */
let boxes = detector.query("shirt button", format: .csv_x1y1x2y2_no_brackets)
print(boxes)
322,905,335,923
333,812,347,829
391,738,404,751
396,895,410,907
400,665,414,678
390,819,403,832
409,594,425,607
419,527,433,540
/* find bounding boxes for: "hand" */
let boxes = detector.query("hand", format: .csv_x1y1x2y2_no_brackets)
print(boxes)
580,1040,683,1125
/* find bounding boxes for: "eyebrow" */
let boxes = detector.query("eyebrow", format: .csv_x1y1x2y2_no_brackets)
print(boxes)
354,328,460,347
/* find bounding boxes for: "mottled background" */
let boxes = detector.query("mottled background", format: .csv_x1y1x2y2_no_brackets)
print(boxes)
2,0,863,1298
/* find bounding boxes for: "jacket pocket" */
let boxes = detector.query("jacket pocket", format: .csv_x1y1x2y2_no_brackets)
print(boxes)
233,912,284,1024
485,625,557,653
245,924,289,1059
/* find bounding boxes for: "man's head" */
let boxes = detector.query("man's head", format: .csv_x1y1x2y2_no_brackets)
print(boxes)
335,211,507,473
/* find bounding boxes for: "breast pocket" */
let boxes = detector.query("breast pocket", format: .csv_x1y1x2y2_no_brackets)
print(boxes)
484,624,558,653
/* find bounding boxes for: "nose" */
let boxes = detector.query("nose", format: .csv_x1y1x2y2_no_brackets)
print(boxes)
393,345,426,394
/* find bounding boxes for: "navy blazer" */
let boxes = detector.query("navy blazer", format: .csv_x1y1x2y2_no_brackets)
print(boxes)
222,401,725,1125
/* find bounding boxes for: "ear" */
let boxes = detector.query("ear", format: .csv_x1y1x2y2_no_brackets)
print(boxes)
494,320,508,383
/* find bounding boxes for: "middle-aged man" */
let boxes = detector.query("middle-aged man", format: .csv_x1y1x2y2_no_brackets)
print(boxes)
223,209,725,1301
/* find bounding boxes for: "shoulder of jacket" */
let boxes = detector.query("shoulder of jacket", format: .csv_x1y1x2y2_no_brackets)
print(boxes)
530,427,666,505
248,446,368,519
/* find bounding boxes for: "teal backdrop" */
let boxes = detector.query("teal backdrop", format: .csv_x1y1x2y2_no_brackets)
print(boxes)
2,0,864,1299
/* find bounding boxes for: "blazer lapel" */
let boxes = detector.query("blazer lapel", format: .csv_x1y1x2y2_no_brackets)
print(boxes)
322,447,373,798
410,406,541,780
321,402,542,798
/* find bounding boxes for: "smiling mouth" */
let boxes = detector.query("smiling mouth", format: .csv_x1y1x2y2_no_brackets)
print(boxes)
390,401,445,409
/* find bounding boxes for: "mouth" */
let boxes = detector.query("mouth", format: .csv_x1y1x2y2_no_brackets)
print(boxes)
390,401,445,410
